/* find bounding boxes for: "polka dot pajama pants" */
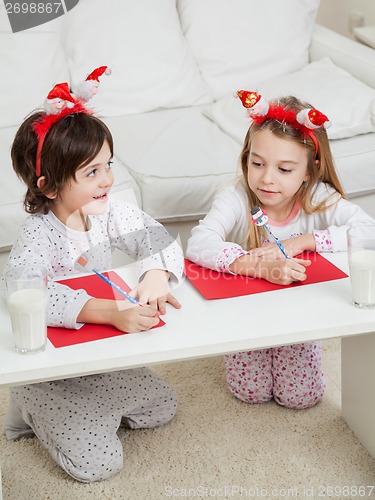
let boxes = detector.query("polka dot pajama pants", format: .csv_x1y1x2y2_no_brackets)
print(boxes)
224,341,325,409
3,367,177,482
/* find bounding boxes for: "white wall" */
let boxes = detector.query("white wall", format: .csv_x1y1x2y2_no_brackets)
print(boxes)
317,0,375,39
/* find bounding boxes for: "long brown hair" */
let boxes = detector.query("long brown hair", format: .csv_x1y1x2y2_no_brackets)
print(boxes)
11,112,114,214
239,96,345,250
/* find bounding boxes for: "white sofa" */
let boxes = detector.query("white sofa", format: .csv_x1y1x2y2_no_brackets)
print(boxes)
1,0,375,253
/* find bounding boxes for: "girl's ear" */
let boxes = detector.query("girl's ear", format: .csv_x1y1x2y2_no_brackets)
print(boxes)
304,174,310,183
304,159,319,183
37,176,57,199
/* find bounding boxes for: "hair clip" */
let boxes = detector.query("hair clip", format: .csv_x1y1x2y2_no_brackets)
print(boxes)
296,108,331,130
75,66,112,103
236,90,331,154
236,90,269,117
32,66,111,178
43,82,76,115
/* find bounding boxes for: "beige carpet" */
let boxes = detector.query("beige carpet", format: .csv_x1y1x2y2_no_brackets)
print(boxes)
1,338,375,500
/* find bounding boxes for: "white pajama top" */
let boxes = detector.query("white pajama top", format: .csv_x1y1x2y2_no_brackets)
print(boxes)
4,197,184,329
186,181,375,272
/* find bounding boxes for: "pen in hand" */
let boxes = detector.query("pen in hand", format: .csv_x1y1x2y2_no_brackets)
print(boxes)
251,205,290,259
76,255,139,305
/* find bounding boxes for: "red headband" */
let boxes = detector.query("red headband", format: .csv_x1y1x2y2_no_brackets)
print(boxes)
32,66,111,178
237,90,331,154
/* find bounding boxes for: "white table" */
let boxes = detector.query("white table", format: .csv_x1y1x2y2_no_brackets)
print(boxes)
0,252,374,459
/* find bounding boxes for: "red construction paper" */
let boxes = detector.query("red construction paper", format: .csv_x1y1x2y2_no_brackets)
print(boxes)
48,271,164,348
184,252,348,300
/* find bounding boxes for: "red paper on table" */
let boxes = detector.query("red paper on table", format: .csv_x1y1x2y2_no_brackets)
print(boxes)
184,252,348,300
47,271,164,348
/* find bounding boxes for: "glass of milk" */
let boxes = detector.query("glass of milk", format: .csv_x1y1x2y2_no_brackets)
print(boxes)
3,266,48,353
347,224,375,309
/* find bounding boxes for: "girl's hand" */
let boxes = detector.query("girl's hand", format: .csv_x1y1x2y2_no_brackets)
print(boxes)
112,301,161,332
77,297,161,333
230,252,310,284
256,257,311,285
250,234,316,259
128,269,181,315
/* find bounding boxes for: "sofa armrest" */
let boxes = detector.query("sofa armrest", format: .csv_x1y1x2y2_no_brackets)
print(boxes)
310,24,375,89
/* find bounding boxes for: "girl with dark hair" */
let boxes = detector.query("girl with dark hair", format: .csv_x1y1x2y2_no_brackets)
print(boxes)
3,69,183,482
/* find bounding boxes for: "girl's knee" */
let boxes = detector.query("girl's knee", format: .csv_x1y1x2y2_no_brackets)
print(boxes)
227,382,273,404
32,417,125,483
274,376,326,409
56,446,124,483
224,350,273,404
274,391,324,409
273,341,325,409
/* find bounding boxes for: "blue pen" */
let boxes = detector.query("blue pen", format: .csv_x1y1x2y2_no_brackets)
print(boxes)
92,268,139,304
76,255,138,304
251,206,290,259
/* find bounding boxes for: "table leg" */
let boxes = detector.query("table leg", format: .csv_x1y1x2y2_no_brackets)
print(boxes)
342,332,375,460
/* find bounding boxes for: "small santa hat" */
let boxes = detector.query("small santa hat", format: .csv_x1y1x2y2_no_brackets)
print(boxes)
85,66,112,84
237,90,269,117
296,108,331,130
46,82,75,103
44,82,76,114
74,66,112,102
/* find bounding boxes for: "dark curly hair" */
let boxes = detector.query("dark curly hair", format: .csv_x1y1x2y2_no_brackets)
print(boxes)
11,112,114,214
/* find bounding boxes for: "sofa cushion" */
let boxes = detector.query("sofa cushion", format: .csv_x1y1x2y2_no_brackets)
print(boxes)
104,107,241,221
203,58,375,142
0,127,28,249
62,0,212,117
177,0,320,99
330,133,375,198
0,15,68,127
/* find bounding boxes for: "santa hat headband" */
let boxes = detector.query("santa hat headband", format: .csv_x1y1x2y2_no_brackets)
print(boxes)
236,90,331,154
32,66,111,178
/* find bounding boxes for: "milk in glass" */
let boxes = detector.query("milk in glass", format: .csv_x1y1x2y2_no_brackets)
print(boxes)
4,266,48,353
349,249,375,308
